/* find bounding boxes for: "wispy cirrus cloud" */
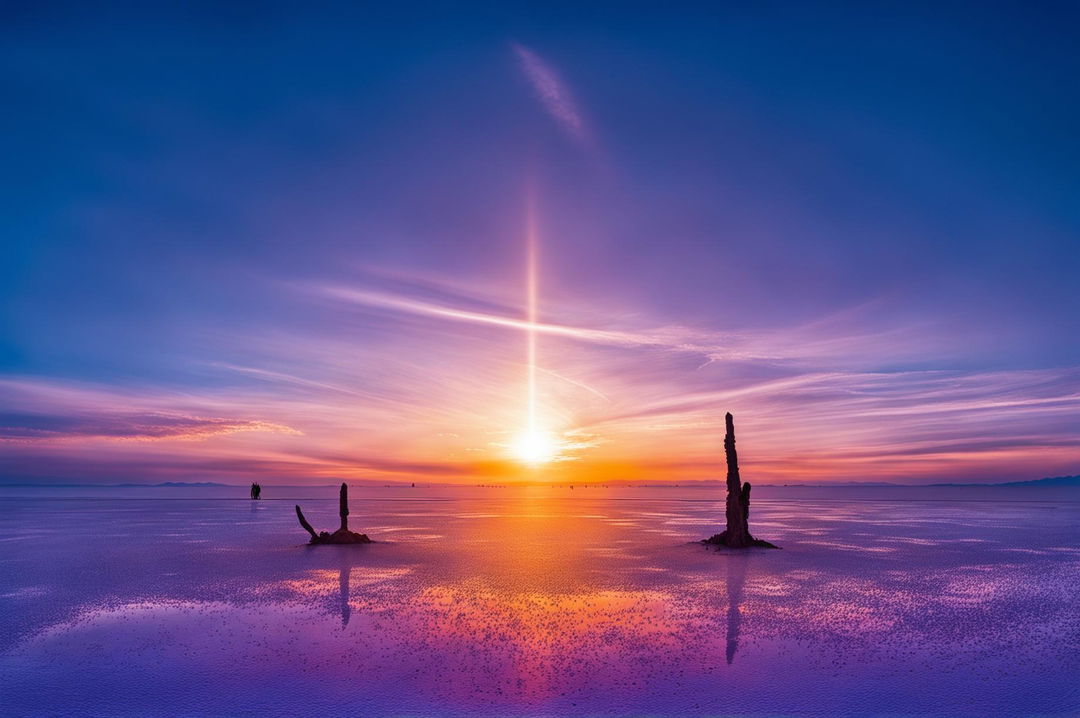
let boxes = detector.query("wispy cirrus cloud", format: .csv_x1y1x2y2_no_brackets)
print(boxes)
513,43,588,144
0,379,299,445
277,273,1080,483
317,282,947,367
0,411,295,443
572,365,1080,482
5,270,1079,486
4,358,1079,484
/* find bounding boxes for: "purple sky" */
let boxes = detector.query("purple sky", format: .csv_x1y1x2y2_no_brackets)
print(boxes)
2,3,1079,484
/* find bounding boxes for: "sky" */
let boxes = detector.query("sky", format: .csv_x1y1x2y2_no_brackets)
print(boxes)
2,1,1079,485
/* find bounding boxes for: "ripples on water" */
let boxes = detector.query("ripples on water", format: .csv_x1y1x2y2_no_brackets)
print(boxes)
1,485,1078,716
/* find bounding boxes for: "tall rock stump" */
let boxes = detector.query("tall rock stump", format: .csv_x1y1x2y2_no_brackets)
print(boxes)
296,482,373,544
703,413,778,549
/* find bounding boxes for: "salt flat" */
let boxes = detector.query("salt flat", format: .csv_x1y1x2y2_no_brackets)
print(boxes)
1,485,1078,716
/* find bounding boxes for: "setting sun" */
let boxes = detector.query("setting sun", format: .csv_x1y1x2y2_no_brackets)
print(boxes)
511,429,559,465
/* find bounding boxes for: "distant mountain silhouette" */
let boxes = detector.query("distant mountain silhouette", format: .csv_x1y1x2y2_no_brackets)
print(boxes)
930,475,1080,487
127,481,228,487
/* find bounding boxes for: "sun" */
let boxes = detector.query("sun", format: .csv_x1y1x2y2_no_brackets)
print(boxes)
511,429,559,465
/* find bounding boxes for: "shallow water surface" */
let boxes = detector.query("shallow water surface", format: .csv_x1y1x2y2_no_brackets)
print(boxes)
1,485,1078,716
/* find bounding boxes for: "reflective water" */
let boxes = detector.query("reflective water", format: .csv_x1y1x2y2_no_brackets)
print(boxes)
1,485,1078,716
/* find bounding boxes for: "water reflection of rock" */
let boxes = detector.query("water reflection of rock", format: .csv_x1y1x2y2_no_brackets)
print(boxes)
339,562,351,628
726,555,747,664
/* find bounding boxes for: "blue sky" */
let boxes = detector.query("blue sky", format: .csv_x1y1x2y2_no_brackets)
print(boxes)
2,2,1078,484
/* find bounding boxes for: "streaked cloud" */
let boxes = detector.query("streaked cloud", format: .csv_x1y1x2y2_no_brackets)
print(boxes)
2,277,1078,484
513,43,588,144
317,282,951,367
0,411,296,442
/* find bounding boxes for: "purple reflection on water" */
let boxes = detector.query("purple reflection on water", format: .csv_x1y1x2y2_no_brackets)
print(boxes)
1,485,1078,715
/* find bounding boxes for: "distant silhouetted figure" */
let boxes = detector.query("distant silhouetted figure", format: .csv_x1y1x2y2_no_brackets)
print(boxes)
249,483,261,500
702,413,778,548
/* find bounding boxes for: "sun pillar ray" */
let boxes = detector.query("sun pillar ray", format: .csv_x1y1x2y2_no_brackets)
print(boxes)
511,185,559,466
526,189,539,437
